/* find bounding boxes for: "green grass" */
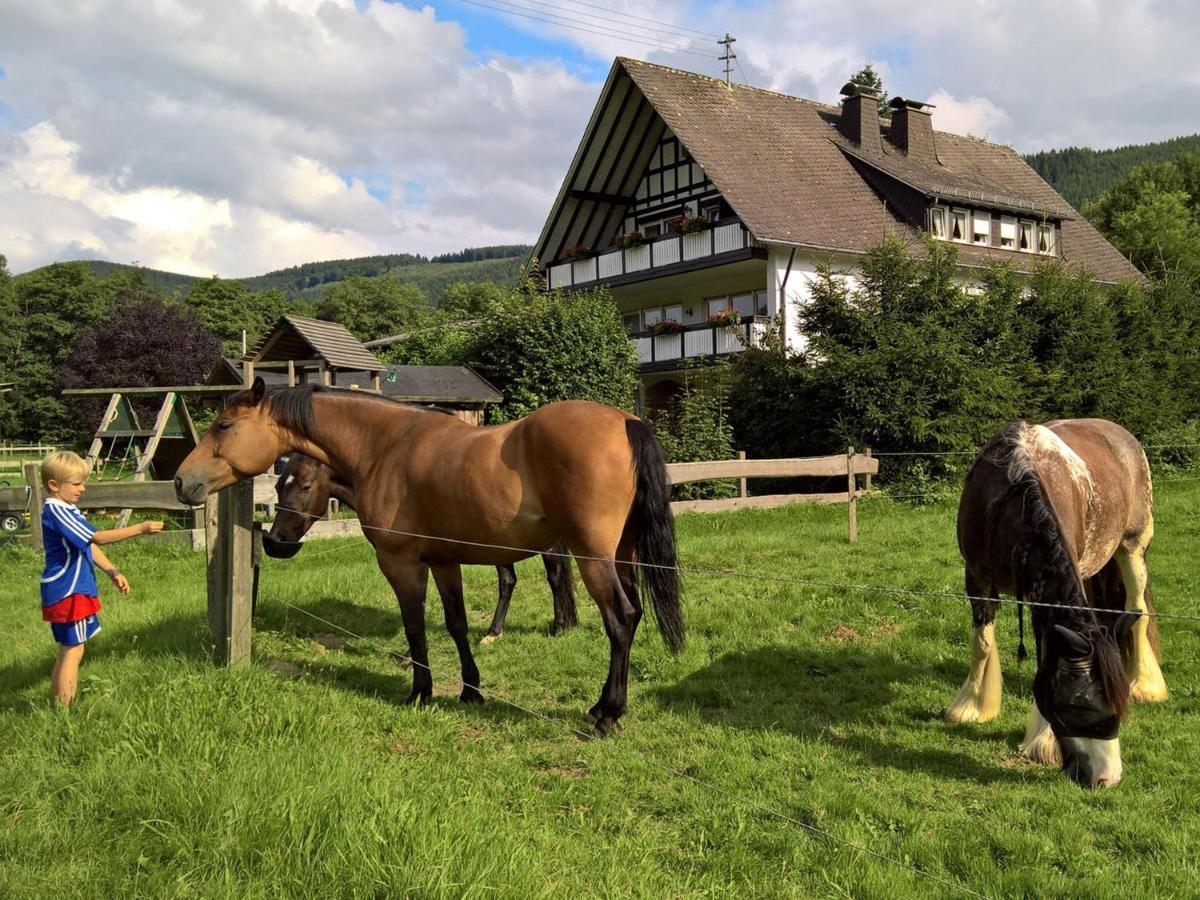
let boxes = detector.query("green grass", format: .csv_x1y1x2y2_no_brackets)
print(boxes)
3,485,1200,898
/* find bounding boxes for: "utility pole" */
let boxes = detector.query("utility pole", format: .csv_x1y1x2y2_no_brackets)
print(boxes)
718,33,736,86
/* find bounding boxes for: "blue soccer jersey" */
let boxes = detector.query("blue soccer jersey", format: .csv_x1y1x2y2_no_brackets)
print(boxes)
40,498,99,607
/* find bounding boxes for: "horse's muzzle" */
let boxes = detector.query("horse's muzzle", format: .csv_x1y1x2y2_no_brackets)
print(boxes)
262,530,304,559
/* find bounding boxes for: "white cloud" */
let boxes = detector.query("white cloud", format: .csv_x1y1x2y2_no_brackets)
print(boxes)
1,0,1199,276
925,91,1010,141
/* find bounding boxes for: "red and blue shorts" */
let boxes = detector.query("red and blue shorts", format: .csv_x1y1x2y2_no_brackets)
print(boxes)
44,594,103,647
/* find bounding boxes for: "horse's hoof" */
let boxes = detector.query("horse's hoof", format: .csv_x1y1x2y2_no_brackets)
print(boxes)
585,702,603,725
479,632,500,646
460,685,485,704
403,689,431,707
592,715,623,737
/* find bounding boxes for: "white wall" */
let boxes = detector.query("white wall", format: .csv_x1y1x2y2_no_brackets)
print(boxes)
765,246,864,354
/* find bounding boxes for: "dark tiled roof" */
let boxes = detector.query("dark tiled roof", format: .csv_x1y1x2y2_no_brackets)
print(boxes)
245,315,387,371
373,366,502,404
535,58,1140,285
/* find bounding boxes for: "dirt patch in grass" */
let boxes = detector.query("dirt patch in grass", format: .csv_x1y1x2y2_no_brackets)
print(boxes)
824,623,860,644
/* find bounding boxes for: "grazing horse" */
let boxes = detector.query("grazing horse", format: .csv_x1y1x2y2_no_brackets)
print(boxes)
176,380,683,734
947,419,1166,788
262,453,578,639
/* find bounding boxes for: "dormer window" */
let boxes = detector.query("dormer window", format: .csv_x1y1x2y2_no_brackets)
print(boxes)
929,207,947,239
972,212,991,245
999,217,1016,249
950,209,968,243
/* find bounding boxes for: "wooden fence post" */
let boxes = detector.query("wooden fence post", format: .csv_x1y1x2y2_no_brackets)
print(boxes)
207,480,254,667
864,447,873,492
847,446,858,544
737,450,747,498
23,462,43,551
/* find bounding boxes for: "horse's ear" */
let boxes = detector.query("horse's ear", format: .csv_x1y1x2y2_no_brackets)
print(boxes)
1052,624,1091,660
251,376,266,406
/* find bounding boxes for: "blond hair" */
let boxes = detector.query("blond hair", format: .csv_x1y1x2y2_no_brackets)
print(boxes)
41,451,90,489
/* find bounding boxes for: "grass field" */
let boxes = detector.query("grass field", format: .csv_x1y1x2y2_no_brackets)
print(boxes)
3,484,1200,898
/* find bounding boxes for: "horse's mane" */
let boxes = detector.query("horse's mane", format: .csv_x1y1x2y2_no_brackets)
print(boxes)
232,383,454,437
985,421,1130,720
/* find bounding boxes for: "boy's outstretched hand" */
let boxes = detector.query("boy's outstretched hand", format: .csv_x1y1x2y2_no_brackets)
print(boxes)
140,521,164,535
108,570,131,594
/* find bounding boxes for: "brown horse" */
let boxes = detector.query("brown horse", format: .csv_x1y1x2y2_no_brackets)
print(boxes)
948,419,1165,788
176,380,683,733
262,453,578,639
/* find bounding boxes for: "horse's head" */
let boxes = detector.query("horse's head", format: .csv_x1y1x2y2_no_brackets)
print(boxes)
262,454,334,559
175,377,281,505
1033,613,1138,789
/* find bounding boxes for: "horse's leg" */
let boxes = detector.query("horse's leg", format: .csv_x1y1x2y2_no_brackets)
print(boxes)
431,564,484,703
1116,522,1167,702
481,564,517,646
1019,705,1062,766
376,551,433,705
544,543,578,635
945,572,1003,723
574,552,638,735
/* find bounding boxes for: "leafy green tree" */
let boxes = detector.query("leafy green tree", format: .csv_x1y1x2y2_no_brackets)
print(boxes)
647,365,736,500
3,262,129,441
185,277,290,358
1083,157,1200,279
314,276,432,342
848,63,889,115
0,255,17,440
439,281,507,318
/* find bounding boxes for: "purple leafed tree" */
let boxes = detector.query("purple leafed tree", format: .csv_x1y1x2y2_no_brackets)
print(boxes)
56,298,221,439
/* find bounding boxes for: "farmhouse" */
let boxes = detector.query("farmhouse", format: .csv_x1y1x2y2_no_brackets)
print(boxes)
532,58,1140,408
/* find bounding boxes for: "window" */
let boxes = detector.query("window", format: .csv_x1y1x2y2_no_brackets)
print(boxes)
643,222,661,238
702,203,719,222
664,304,683,323
1038,223,1055,255
706,297,730,317
643,307,664,327
950,209,969,242
754,289,769,315
999,217,1016,249
621,312,641,334
1018,220,1034,252
973,212,991,245
929,207,947,239
730,293,754,317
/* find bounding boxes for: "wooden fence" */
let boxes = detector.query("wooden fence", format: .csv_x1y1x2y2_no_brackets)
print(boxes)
6,449,879,547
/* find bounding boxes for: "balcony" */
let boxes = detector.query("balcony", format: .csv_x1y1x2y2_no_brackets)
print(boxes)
632,315,770,371
548,221,760,290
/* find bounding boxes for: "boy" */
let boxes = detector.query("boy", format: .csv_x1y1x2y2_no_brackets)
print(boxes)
39,451,163,705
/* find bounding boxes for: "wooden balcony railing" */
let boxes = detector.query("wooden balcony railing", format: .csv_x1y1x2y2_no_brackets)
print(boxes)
630,315,769,367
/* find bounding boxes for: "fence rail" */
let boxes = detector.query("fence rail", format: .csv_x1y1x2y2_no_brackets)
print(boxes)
5,451,879,547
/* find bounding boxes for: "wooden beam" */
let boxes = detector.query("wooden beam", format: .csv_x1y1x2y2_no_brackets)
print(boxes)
847,446,858,544
666,454,878,484
208,480,254,667
85,393,123,468
63,385,250,397
568,188,634,206
23,462,43,551
116,391,176,528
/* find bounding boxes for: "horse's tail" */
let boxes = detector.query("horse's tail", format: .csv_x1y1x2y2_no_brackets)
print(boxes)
625,419,684,654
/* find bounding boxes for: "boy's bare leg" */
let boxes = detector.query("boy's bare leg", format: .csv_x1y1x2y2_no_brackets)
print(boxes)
51,644,85,705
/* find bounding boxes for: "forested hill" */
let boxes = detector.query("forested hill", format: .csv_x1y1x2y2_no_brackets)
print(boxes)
61,245,532,306
1024,133,1200,208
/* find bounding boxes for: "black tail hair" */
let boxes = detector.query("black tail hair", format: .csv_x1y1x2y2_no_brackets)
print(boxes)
625,419,684,653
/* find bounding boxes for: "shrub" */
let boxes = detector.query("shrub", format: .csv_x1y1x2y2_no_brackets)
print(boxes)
648,365,737,500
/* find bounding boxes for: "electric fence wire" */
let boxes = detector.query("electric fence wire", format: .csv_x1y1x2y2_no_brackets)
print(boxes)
255,563,990,899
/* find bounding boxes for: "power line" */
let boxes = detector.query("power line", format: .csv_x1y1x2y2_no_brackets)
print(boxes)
506,0,717,46
551,0,723,41
452,0,716,59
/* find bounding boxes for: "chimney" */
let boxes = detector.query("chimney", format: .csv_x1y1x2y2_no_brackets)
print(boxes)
838,82,882,155
889,97,937,164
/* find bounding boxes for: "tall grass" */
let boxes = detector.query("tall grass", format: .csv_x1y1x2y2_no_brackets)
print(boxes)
3,486,1200,897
